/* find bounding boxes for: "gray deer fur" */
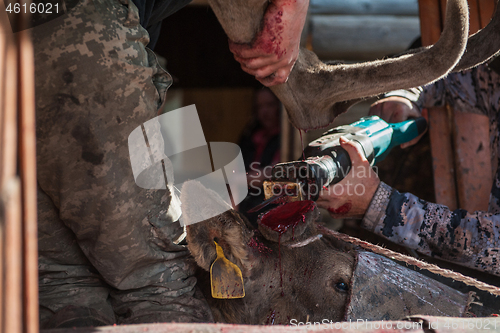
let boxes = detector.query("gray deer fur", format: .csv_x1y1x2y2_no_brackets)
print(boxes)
208,0,500,130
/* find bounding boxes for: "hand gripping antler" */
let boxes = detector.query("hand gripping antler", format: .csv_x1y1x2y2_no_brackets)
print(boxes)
209,0,469,130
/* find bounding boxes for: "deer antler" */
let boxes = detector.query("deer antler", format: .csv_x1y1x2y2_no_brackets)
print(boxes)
318,0,499,119
209,0,469,130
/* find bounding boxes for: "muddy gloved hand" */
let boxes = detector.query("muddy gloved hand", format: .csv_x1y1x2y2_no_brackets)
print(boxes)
229,0,309,86
316,137,380,219
369,96,426,148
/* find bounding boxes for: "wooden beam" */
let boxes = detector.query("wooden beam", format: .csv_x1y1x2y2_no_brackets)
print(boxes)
309,0,419,15
0,22,17,190
280,107,291,162
2,33,22,333
451,0,495,212
2,179,22,333
182,88,254,144
452,112,492,212
468,0,482,34
280,107,302,162
428,106,458,210
419,0,443,45
18,11,38,333
478,0,497,28
419,0,458,209
439,0,447,28
311,15,420,61
0,13,7,332
0,15,5,184
31,319,500,333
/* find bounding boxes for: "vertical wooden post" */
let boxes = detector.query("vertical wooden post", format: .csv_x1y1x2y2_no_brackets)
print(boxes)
419,0,443,45
1,4,39,333
452,111,492,211
280,107,303,162
18,6,39,333
419,0,459,210
280,107,291,162
478,0,497,28
427,106,458,209
468,0,483,32
418,0,496,211
0,11,7,331
1,23,22,333
3,179,23,333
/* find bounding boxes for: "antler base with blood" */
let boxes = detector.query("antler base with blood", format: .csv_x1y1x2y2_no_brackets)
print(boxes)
209,0,500,130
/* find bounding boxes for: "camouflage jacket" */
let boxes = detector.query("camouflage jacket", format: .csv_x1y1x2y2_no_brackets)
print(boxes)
362,63,500,276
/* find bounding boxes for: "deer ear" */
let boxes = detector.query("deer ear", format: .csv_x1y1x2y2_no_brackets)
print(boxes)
181,181,253,273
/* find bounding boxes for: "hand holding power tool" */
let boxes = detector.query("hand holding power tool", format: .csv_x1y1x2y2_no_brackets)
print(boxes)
249,115,427,212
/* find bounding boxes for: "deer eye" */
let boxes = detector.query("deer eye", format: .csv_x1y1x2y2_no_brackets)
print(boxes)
335,281,349,292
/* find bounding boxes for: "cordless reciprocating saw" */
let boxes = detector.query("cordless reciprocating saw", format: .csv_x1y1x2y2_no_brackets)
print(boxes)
250,115,427,212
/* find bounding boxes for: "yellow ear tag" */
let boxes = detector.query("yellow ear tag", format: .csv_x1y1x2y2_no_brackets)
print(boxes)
210,240,245,299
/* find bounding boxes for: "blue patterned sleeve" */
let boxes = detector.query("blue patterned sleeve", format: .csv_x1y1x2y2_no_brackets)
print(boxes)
362,182,500,276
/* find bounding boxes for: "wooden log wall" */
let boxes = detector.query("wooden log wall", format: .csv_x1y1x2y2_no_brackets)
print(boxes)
0,2,39,333
419,0,497,211
311,15,420,61
309,0,420,61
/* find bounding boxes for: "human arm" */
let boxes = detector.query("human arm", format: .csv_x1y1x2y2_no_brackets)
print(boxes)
317,136,500,277
228,0,309,86
317,64,500,276
362,181,500,277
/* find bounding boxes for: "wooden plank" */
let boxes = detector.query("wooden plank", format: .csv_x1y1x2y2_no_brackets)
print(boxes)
280,107,291,162
428,106,458,210
0,11,9,332
280,107,302,162
0,0,12,190
2,179,22,333
1,36,17,188
311,15,420,60
419,0,443,45
419,0,458,209
452,112,492,212
2,15,21,333
439,0,447,28
478,0,497,28
36,319,500,333
468,0,483,34
449,0,496,213
0,20,5,182
18,21,38,333
309,0,419,15
182,88,254,144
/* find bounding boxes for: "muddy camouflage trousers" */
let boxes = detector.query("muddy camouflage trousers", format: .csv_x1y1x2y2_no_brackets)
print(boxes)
34,0,213,327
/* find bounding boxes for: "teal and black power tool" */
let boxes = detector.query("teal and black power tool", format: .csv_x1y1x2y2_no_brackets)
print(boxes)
261,115,427,203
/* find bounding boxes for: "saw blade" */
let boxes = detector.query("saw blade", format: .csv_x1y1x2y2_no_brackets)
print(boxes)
247,193,287,213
